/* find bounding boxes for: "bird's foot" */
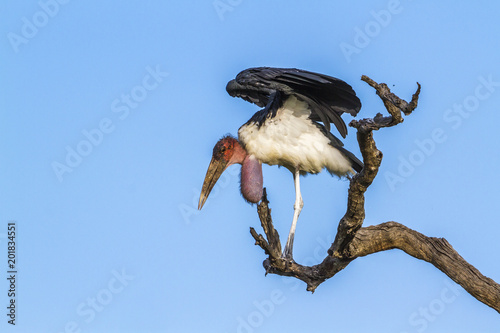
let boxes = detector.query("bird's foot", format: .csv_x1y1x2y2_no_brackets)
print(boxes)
281,245,293,261
282,232,295,260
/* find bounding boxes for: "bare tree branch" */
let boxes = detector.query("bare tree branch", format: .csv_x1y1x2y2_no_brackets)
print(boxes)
350,222,500,311
249,75,500,313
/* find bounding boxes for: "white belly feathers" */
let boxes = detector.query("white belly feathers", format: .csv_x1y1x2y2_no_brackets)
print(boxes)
238,96,353,176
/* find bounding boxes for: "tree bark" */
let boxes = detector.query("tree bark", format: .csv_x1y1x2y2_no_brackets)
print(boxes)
249,76,500,314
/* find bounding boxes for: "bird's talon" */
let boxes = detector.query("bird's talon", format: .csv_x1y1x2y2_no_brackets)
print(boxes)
281,248,294,261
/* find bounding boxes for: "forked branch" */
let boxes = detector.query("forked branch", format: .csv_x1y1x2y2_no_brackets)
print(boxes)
249,76,500,313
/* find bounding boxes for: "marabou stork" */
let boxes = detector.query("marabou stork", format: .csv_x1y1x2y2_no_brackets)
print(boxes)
198,67,363,259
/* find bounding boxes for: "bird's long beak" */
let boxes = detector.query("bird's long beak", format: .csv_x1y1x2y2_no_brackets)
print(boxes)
198,157,228,210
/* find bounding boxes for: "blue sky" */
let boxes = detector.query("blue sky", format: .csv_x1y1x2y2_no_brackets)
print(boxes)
1,1,500,332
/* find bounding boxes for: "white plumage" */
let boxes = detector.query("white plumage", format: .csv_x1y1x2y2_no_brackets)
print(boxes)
238,96,353,176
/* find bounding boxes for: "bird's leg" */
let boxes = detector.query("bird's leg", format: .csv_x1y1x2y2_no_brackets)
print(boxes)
282,168,303,260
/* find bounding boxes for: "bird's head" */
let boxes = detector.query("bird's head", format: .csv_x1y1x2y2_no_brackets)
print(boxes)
198,136,246,210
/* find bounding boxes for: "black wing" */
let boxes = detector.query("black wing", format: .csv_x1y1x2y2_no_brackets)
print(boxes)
226,67,361,138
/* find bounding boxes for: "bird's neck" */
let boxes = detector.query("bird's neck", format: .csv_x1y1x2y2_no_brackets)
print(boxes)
229,140,263,203
228,140,248,165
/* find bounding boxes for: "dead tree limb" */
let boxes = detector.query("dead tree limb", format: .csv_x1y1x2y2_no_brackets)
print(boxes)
249,76,500,313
